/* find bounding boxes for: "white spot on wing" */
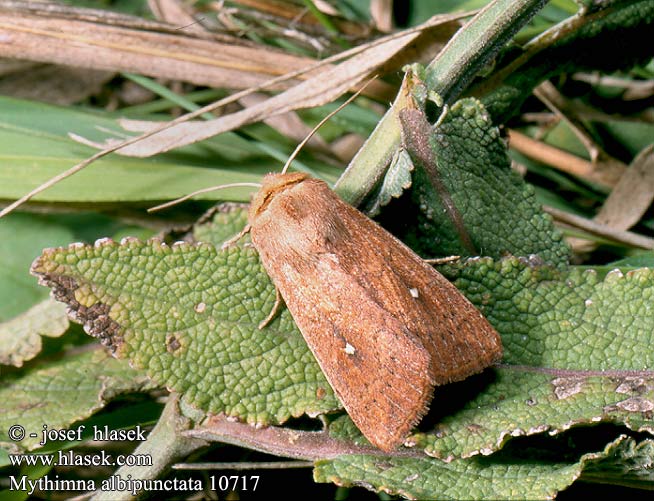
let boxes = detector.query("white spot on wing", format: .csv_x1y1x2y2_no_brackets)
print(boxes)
409,287,419,298
344,343,356,355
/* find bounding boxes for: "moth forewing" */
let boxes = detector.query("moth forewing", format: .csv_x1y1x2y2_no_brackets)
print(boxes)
248,172,502,451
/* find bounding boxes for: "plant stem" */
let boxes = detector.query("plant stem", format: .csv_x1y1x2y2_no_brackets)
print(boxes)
334,0,548,206
90,395,206,501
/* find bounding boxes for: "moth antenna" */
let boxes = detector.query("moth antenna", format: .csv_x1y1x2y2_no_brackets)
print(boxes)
148,182,262,212
281,76,378,175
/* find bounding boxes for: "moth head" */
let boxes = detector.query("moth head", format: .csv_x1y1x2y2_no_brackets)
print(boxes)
248,172,309,222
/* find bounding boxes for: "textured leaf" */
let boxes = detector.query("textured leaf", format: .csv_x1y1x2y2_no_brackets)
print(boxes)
32,217,654,458
414,368,654,460
318,257,654,461
0,298,68,367
405,258,654,459
390,99,569,266
580,436,654,486
30,238,340,426
314,452,580,500
0,350,152,452
314,435,651,500
365,148,414,217
447,257,654,369
192,203,250,246
481,1,654,123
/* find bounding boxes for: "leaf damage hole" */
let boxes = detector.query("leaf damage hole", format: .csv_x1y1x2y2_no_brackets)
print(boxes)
614,377,651,395
604,397,654,415
552,377,585,399
166,333,183,354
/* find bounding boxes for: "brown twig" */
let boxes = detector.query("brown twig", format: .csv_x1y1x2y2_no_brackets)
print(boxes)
184,415,425,461
543,205,654,250
507,129,625,188
533,81,601,162
173,460,313,470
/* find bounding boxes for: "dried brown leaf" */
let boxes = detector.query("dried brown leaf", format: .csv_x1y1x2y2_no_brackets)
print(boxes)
0,57,36,76
147,0,200,30
534,81,602,162
544,206,654,250
596,145,654,230
229,0,370,38
0,5,315,91
370,0,394,32
0,13,466,217
76,29,435,157
238,93,330,151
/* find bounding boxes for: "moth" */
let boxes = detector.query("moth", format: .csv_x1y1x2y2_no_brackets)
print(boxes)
246,171,503,451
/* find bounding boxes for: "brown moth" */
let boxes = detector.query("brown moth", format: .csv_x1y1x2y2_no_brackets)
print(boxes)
247,171,503,451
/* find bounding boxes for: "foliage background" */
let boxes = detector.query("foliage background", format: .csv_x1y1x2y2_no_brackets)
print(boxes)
1,0,654,499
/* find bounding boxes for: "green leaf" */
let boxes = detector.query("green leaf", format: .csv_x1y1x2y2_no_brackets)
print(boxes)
481,1,654,123
364,148,414,217
392,99,569,266
192,203,250,246
314,451,580,500
601,121,654,158
325,256,654,461
395,257,654,459
32,233,654,466
0,350,152,452
580,436,654,487
540,120,590,159
30,238,340,426
608,252,654,269
414,368,654,460
448,258,654,369
0,96,284,205
314,435,652,500
0,299,68,367
0,213,74,321
31,205,654,458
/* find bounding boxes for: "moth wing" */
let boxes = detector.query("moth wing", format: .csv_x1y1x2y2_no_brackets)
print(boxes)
336,204,503,385
254,245,435,451
250,177,502,450
290,179,503,385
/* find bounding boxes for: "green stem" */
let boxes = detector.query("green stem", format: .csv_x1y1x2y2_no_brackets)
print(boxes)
425,0,548,105
90,395,206,501
334,0,547,206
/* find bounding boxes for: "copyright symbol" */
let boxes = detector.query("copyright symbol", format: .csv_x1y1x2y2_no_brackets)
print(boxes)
8,425,25,441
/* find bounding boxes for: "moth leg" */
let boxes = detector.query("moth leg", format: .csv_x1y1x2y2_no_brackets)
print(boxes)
424,255,460,265
221,224,251,250
258,288,284,330
433,103,450,128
